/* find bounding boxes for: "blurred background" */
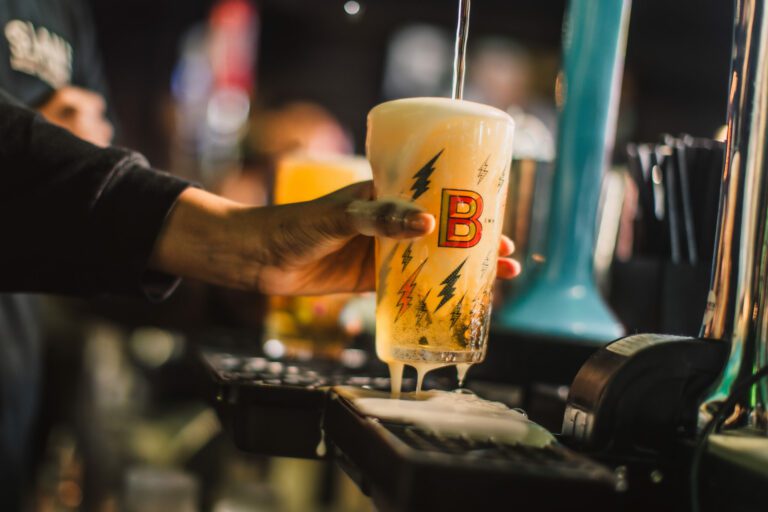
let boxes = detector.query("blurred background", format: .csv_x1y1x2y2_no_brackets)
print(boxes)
91,0,731,166
21,0,734,510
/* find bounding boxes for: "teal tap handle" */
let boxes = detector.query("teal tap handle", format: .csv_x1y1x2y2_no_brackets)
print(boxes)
498,0,629,343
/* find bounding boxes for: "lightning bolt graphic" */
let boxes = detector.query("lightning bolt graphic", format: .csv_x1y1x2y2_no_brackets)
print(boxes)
497,170,506,192
395,259,427,322
477,155,490,184
377,243,400,305
401,242,413,272
415,289,433,327
480,250,492,277
450,294,466,327
410,149,444,200
434,258,467,312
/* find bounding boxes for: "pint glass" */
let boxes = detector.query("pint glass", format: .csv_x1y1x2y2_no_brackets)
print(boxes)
368,98,515,367
264,152,373,359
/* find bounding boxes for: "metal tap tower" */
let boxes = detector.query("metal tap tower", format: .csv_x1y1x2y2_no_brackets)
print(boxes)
699,0,768,431
499,0,629,343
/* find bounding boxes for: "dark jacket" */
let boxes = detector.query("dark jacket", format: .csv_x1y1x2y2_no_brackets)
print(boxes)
0,89,189,296
0,1,190,503
0,86,191,507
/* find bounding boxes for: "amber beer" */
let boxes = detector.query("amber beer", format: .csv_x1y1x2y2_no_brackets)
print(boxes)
265,152,372,359
368,98,515,370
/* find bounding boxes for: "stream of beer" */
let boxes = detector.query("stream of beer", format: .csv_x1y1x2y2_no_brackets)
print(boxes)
451,0,471,100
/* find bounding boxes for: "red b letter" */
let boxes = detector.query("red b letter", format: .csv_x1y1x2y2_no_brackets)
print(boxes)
438,189,483,248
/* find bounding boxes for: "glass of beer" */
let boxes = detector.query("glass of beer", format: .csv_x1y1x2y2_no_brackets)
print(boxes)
264,152,373,360
367,98,515,380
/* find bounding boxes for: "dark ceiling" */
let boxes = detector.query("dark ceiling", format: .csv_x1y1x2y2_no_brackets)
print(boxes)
88,0,733,166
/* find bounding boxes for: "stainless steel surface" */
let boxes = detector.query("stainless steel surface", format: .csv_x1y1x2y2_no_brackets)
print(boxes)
700,0,768,430
451,0,471,99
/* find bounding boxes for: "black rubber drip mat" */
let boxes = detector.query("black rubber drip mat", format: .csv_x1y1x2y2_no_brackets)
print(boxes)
323,387,621,511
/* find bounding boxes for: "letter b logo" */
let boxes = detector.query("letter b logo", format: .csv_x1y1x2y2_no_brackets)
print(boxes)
439,189,483,248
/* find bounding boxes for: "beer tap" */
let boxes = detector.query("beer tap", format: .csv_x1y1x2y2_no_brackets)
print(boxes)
498,0,629,343
699,0,768,431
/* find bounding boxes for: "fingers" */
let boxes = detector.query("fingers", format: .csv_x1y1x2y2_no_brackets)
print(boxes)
322,181,436,239
497,236,520,279
346,198,435,239
498,234,515,257
496,257,521,279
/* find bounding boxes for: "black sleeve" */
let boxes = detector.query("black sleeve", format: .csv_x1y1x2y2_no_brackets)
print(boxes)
0,88,191,300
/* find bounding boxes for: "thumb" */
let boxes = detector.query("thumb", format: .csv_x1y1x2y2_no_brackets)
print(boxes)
346,198,435,239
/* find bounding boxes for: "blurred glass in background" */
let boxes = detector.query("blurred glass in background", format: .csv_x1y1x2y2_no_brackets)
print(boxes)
266,152,374,362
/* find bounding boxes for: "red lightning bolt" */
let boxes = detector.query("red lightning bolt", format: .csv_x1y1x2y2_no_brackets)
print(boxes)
395,259,427,322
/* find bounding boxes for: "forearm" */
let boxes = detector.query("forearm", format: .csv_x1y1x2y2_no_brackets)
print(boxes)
148,188,266,290
147,182,437,296
147,186,363,293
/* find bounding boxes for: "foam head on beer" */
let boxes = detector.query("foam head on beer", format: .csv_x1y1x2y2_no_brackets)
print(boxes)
367,97,515,393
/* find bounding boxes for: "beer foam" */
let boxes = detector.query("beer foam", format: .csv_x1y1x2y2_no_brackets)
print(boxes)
369,97,514,123
388,361,404,397
338,387,554,447
386,360,457,395
456,363,472,386
413,361,448,393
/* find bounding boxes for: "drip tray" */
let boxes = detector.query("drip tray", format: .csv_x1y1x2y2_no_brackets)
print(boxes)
323,387,621,511
204,351,621,510
203,351,412,458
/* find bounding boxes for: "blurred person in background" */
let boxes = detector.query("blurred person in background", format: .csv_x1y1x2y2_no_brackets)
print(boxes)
0,1,113,144
382,24,452,99
218,101,352,205
0,0,114,508
249,101,353,157
466,37,555,161
467,38,532,112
